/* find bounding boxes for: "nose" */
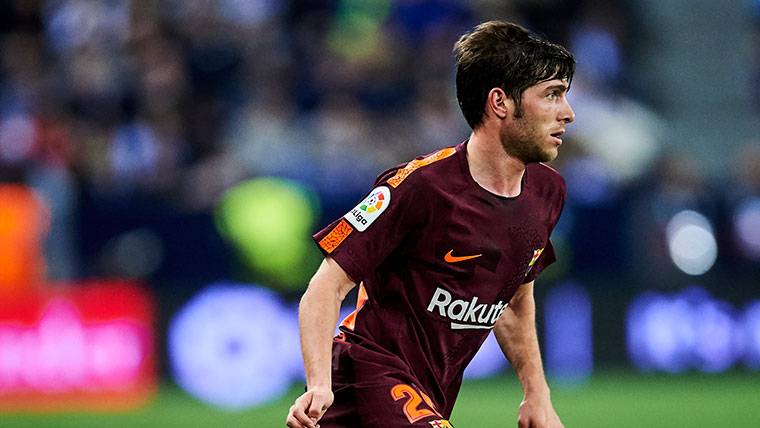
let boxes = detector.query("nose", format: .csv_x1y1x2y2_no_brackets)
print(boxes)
560,98,574,124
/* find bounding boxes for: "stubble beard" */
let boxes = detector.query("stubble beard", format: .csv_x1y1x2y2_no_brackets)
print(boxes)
499,116,557,164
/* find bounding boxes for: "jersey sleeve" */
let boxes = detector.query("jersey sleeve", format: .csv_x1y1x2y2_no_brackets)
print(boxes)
313,171,427,282
522,176,567,284
523,240,557,283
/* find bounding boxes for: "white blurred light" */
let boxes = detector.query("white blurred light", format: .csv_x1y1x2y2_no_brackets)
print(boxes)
627,292,694,372
168,283,296,410
666,210,718,275
734,198,760,260
692,301,737,372
627,288,744,373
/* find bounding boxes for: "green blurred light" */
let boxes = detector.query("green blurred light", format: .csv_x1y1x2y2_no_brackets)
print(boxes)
215,178,321,291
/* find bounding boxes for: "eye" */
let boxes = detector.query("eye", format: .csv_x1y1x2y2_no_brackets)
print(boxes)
547,90,559,101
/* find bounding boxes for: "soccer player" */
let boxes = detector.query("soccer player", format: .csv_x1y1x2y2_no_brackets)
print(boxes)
287,20,575,428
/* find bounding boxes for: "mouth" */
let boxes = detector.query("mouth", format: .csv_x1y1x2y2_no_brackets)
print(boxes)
550,129,565,145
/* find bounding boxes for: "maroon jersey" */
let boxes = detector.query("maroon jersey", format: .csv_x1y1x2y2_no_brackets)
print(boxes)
313,141,565,419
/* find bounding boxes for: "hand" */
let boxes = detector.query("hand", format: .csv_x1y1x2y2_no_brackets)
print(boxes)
286,387,334,428
517,394,564,428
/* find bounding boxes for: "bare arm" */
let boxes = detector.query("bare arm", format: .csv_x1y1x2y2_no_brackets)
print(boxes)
286,257,357,428
493,281,563,428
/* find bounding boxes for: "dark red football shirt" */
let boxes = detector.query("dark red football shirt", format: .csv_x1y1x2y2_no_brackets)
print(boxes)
313,141,566,418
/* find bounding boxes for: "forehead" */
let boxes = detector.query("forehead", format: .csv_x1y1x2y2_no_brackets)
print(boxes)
531,78,570,91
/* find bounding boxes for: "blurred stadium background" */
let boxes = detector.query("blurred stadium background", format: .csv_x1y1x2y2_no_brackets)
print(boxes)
1,0,760,426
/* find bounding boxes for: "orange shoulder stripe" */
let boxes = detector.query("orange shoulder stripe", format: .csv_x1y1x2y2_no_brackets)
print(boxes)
387,147,456,188
318,219,353,254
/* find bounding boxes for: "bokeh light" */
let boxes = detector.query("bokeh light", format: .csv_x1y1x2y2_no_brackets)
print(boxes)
666,210,718,275
545,282,593,385
627,287,744,373
215,178,321,291
168,283,296,410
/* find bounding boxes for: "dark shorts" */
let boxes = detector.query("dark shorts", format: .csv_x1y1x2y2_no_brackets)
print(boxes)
318,340,455,428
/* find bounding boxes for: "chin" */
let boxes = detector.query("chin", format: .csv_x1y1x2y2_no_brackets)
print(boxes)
506,138,558,163
521,152,555,164
544,148,558,162
528,147,557,163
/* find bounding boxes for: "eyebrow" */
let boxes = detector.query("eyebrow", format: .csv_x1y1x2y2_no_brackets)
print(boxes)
544,83,569,93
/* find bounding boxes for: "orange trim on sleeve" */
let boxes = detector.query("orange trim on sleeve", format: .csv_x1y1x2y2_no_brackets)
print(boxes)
318,219,353,254
340,283,368,331
387,147,456,188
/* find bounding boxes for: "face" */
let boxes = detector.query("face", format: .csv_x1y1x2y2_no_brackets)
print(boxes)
499,78,574,163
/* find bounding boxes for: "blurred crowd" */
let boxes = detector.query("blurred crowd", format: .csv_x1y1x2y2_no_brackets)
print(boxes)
0,0,758,294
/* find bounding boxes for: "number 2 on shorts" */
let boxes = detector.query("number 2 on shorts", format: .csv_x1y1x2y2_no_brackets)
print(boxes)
390,383,442,423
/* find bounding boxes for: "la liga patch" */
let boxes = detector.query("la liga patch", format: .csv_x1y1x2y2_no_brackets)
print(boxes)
344,186,391,232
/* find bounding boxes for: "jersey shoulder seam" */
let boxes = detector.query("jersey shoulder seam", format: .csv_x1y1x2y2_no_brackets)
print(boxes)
537,162,561,175
536,162,566,187
386,147,457,188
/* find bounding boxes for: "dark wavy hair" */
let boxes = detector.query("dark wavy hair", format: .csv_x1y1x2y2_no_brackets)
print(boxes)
454,21,575,129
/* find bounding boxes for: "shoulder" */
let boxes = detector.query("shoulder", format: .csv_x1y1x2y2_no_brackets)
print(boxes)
526,162,567,203
343,147,458,232
375,146,459,192
529,163,566,190
530,162,565,183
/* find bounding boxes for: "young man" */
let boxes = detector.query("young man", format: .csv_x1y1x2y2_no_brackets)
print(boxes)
287,20,575,428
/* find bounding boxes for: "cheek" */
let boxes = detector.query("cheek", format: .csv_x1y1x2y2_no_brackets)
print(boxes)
539,106,557,121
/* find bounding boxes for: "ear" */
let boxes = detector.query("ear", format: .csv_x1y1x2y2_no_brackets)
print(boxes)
486,88,511,121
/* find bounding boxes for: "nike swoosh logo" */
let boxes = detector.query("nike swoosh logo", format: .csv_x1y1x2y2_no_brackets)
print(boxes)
444,250,482,263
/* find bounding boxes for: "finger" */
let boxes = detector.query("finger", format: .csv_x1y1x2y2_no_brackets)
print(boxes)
291,402,317,428
286,413,304,428
286,406,307,428
548,413,563,428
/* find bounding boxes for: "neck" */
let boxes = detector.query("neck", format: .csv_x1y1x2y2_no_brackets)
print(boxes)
466,130,526,197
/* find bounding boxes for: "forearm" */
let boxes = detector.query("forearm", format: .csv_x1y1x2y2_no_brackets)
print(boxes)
494,282,549,397
299,287,341,389
299,258,355,390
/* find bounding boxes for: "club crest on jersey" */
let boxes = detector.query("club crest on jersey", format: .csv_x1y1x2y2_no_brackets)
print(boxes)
344,186,391,232
527,247,544,270
429,420,454,428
